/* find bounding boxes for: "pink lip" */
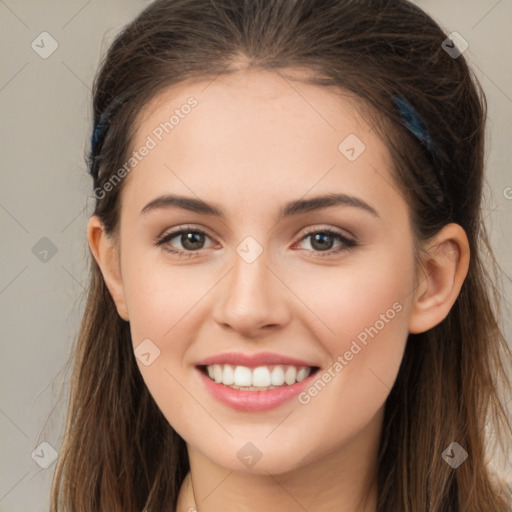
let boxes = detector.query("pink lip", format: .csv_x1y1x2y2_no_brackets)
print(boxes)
198,371,316,411
194,352,320,411
194,351,317,368
194,365,319,413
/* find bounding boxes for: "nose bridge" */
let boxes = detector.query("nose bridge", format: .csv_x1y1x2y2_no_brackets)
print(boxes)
213,234,289,335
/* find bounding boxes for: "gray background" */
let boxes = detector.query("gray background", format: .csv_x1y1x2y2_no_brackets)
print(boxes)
0,1,511,510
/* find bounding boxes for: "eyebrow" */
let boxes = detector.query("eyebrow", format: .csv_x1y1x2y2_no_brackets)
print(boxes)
140,192,380,219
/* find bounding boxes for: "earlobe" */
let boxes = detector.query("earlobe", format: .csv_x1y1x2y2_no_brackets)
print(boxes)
87,216,130,321
408,223,470,334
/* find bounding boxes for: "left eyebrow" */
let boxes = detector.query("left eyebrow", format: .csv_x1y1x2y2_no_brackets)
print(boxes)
279,193,380,219
140,192,380,219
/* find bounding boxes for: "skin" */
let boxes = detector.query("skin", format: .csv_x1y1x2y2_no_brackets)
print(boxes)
88,67,470,512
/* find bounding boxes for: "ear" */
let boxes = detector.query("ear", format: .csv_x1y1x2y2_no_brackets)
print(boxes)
408,223,470,334
87,215,129,321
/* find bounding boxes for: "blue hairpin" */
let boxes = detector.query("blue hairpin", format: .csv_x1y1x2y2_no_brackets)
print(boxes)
392,96,434,154
90,96,126,157
91,110,110,151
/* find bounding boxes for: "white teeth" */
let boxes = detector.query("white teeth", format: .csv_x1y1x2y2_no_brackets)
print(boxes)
223,364,234,385
284,366,297,385
252,366,271,387
213,364,223,383
204,364,313,389
233,365,252,387
296,367,311,382
270,365,285,386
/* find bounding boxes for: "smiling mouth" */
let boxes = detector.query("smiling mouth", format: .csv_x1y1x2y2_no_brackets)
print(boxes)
198,364,320,391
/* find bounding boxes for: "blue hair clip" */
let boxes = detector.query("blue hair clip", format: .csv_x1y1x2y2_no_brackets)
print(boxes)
392,96,434,154
90,96,126,157
91,110,110,151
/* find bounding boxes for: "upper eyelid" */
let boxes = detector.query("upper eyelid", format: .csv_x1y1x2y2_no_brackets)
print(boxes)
300,225,355,240
159,225,217,243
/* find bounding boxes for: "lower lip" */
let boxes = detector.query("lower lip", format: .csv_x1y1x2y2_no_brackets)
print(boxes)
196,367,317,412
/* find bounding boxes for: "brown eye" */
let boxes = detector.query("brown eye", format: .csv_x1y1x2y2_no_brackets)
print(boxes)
296,228,357,256
177,231,206,251
155,227,215,257
308,232,336,251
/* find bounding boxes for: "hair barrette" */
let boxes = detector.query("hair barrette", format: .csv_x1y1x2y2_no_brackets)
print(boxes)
392,96,434,155
90,95,128,160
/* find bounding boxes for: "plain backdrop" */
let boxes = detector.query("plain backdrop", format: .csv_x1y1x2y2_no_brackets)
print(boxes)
1,1,511,510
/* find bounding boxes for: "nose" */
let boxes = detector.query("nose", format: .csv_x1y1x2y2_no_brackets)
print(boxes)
212,248,291,339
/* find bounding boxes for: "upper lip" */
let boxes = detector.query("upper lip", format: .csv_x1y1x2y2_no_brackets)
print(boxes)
194,351,318,368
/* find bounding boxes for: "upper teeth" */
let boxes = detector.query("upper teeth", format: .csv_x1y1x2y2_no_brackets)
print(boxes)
206,364,311,388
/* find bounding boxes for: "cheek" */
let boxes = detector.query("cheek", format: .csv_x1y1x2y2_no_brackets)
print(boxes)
297,248,413,349
120,241,199,343
293,247,414,410
122,257,207,432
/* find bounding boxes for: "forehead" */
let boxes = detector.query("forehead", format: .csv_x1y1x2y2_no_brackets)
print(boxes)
135,67,371,145
123,67,404,221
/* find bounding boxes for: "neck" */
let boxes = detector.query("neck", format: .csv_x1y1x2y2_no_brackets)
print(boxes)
176,407,383,512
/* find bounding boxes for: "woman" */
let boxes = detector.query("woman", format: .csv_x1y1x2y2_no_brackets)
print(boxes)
50,0,512,510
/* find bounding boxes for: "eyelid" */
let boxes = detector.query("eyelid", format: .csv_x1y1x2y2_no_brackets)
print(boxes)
157,223,216,241
296,224,356,242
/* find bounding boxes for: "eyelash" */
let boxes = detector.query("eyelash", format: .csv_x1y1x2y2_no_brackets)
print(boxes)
154,225,358,259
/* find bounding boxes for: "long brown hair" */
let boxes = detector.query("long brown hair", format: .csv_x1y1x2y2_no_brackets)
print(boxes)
50,0,512,510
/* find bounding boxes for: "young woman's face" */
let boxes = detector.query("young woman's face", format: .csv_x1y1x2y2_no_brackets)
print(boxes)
112,68,419,474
